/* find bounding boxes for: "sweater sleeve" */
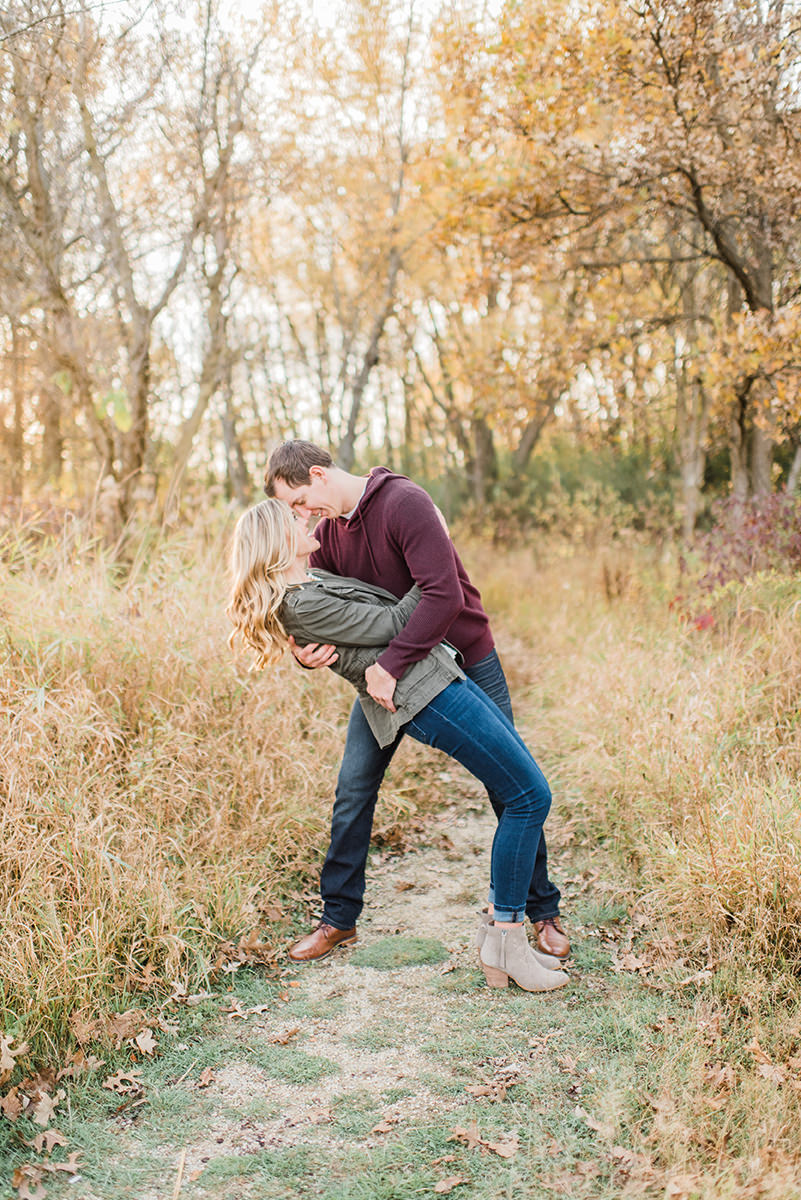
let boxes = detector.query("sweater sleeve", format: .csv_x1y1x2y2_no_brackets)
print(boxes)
283,585,421,648
375,488,465,679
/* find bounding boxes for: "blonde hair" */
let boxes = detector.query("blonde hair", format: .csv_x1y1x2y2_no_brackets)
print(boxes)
227,499,297,669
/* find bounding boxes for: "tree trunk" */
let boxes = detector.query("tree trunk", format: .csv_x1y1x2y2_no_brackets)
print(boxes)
467,417,497,507
786,443,801,495
39,382,63,487
222,386,250,506
9,324,25,500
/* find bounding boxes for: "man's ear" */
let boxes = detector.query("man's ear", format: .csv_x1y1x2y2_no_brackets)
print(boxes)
309,465,327,482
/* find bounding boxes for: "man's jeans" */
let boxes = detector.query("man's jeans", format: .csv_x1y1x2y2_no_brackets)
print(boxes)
319,649,562,929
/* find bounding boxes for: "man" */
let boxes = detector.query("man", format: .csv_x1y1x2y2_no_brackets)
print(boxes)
265,440,569,962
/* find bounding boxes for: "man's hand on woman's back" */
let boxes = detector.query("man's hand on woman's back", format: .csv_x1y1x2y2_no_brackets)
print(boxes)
288,636,338,669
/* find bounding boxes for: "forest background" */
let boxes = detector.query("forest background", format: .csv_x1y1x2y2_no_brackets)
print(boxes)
2,0,800,534
2,1,801,1197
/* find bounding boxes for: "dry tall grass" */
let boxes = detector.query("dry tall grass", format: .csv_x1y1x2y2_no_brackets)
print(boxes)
3,514,800,1061
0,512,426,1053
472,542,801,973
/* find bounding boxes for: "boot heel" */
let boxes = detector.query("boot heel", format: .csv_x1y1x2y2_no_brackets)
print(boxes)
482,963,509,988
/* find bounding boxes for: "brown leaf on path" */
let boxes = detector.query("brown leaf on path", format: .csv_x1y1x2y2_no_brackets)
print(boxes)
197,1067,215,1088
56,1050,104,1081
1,1085,25,1121
746,1038,773,1066
11,1164,47,1200
757,1062,788,1085
24,1129,68,1154
434,1176,470,1194
448,1121,482,1151
32,1089,65,1127
102,1069,143,1096
105,1008,150,1047
268,1026,301,1045
0,1035,29,1084
430,1155,457,1166
449,1121,518,1158
371,1116,398,1134
133,1028,158,1057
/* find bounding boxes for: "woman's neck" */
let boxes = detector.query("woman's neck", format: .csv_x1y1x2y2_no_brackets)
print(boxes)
284,557,312,585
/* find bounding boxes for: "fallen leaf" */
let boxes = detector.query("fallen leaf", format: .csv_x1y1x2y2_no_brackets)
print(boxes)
133,1029,158,1057
665,1173,704,1199
56,1050,104,1081
0,1035,29,1085
105,1009,150,1046
434,1176,470,1193
484,1134,519,1159
102,1070,143,1096
746,1038,773,1066
68,1011,100,1045
24,1129,68,1154
449,1122,518,1158
617,953,646,972
757,1062,788,1086
11,1165,46,1200
1,1085,25,1121
32,1089,64,1128
268,1026,301,1045
197,1067,215,1088
430,1155,457,1166
448,1121,482,1151
371,1117,398,1134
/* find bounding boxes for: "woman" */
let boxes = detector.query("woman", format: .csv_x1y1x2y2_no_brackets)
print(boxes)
227,499,568,993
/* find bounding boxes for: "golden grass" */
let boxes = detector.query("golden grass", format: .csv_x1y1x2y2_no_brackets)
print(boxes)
470,541,801,971
3,514,800,1069
0,514,429,1053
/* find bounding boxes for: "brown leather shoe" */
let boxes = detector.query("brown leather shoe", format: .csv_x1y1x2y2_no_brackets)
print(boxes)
533,917,570,959
288,922,357,963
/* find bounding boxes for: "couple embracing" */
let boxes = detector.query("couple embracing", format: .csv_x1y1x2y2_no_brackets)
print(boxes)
227,440,571,994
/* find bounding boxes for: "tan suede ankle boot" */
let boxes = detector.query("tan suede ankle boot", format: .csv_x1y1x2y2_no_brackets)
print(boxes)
479,923,569,992
474,911,562,970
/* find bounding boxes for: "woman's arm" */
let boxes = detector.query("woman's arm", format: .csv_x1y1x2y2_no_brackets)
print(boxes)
282,584,421,649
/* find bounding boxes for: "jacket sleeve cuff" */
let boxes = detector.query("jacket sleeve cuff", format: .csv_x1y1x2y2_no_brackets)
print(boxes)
376,648,404,679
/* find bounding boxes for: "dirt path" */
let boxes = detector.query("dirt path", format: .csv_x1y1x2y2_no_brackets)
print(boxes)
33,790,688,1200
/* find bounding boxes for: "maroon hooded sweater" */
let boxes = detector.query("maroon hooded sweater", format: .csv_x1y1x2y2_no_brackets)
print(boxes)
309,467,494,679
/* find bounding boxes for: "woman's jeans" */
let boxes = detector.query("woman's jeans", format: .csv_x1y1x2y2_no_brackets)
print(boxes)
319,649,561,930
406,677,552,921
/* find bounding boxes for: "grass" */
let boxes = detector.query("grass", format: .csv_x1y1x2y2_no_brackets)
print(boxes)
3,513,801,1198
349,936,450,969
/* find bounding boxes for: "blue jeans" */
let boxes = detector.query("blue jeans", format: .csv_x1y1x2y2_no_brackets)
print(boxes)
406,678,552,920
320,649,562,929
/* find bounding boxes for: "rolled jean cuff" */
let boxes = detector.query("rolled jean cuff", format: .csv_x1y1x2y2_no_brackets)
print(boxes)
526,908,560,924
492,905,527,923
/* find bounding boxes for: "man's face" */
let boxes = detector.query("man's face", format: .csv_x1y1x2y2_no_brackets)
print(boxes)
272,467,341,522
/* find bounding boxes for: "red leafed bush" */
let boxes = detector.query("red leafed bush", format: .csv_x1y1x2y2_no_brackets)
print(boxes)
691,493,801,591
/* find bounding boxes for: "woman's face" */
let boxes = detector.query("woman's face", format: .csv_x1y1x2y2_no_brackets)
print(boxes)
291,516,320,559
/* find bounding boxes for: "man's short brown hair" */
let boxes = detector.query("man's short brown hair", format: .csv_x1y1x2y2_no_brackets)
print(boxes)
264,440,334,494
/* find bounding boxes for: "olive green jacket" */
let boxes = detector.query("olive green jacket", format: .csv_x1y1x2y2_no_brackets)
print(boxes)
280,570,465,748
